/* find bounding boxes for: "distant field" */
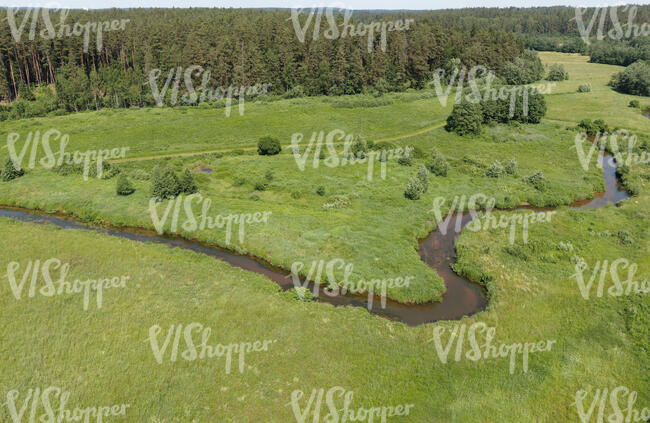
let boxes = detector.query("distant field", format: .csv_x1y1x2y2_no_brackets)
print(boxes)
0,91,451,162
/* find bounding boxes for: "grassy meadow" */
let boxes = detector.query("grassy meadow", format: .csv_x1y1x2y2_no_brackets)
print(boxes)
0,52,648,422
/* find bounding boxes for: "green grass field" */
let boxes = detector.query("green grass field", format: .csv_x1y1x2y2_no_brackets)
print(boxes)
0,52,648,422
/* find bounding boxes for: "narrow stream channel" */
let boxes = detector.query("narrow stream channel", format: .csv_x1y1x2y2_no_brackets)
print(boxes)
0,152,630,326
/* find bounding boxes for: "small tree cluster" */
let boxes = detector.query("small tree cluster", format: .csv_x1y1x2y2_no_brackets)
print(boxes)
578,119,609,137
503,50,545,85
609,61,650,97
257,136,282,156
405,166,430,200
445,101,483,136
1,159,25,182
151,166,197,200
547,64,569,81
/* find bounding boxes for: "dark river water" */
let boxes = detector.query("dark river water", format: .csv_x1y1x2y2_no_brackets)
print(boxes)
0,152,629,326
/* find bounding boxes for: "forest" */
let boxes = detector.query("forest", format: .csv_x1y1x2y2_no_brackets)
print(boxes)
0,6,648,115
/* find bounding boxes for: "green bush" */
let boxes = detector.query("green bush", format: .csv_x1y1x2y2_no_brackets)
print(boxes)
257,136,282,156
283,287,314,302
316,186,326,196
547,64,569,81
445,101,482,136
522,170,548,191
408,145,426,159
505,158,518,175
1,159,25,182
609,61,650,96
350,137,367,159
254,181,268,191
578,119,609,136
397,156,413,166
628,100,640,108
249,194,261,201
577,83,592,93
150,165,181,200
404,177,423,200
179,169,198,194
291,191,302,199
116,174,135,196
427,150,449,177
416,166,429,193
485,160,504,178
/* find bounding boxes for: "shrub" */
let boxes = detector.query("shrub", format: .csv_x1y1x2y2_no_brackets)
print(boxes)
264,170,274,181
617,230,634,245
404,177,423,200
522,170,548,191
150,165,181,200
350,137,367,159
427,150,449,177
233,177,246,186
505,158,518,175
629,100,640,108
249,194,261,201
322,195,351,210
116,174,135,196
398,156,413,166
257,136,282,156
283,286,314,302
254,181,268,191
416,166,429,193
578,118,610,136
485,160,504,178
445,101,482,135
409,145,426,159
316,186,326,196
577,83,592,93
1,159,25,181
291,191,302,199
609,61,650,96
179,169,198,194
547,64,569,81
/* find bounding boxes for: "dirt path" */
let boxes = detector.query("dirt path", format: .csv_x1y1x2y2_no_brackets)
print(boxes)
110,121,447,164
